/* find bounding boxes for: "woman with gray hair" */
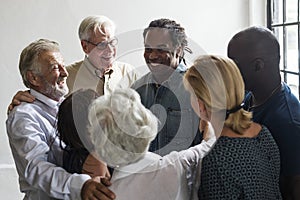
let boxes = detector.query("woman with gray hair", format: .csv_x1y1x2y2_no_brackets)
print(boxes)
88,88,215,199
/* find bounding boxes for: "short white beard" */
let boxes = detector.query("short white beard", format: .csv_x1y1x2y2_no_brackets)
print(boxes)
41,78,69,100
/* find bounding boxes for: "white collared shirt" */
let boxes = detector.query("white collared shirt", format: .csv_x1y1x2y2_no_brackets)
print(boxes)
6,89,90,200
109,137,215,200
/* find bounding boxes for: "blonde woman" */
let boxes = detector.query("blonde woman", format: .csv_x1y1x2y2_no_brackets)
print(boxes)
183,55,282,199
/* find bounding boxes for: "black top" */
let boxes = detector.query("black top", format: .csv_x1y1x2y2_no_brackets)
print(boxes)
198,126,282,200
63,146,89,174
63,146,114,175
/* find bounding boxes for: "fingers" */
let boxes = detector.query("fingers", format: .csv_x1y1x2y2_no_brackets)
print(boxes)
7,104,13,115
200,120,215,141
199,119,208,133
101,177,112,187
95,181,115,199
7,90,35,113
105,169,111,180
81,179,115,200
15,90,35,103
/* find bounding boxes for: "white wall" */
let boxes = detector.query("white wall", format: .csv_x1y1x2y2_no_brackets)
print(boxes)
0,0,266,198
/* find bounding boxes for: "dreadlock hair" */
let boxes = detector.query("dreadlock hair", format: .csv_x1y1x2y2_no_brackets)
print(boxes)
143,18,192,55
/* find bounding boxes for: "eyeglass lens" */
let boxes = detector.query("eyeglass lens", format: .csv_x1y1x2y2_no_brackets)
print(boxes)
97,38,118,50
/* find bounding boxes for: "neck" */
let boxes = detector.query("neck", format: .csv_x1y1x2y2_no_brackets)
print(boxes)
86,56,112,71
252,81,282,107
209,111,226,138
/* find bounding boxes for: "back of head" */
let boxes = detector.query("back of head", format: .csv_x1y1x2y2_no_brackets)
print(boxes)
228,26,280,76
19,39,60,88
143,18,191,54
57,89,99,150
78,15,116,41
88,88,158,167
183,55,252,134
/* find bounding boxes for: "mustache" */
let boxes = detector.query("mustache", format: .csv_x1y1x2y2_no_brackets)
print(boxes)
57,77,67,83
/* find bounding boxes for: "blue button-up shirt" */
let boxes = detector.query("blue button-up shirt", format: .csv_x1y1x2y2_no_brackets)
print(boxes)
132,64,201,156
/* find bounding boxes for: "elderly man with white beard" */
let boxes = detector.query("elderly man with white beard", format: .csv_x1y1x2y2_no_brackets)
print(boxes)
6,39,115,200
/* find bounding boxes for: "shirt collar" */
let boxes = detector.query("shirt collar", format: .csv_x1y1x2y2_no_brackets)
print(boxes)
149,62,187,86
30,89,63,109
111,152,161,181
84,56,114,78
175,62,187,73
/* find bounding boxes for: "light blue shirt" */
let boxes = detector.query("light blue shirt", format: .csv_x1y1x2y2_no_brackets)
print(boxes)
6,89,90,200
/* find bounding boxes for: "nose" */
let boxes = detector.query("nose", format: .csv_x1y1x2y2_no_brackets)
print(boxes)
148,49,159,59
59,64,68,77
106,43,115,53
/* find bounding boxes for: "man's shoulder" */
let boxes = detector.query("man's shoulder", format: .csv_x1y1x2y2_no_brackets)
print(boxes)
66,60,84,73
131,72,152,89
7,102,41,122
113,61,134,71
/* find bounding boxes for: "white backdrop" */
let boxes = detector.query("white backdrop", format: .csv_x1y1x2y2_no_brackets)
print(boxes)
0,0,266,198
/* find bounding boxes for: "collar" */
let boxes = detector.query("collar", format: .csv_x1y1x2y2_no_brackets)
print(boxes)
30,89,63,109
84,56,114,78
111,152,161,181
175,62,187,73
149,63,187,87
95,68,114,79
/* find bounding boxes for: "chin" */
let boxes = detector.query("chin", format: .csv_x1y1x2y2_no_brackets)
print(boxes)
56,85,69,97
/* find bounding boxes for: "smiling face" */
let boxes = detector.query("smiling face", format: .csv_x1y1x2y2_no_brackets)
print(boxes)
35,51,69,101
144,28,181,83
82,26,116,71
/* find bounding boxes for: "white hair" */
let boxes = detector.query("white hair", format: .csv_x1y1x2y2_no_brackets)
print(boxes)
88,88,158,167
78,15,116,40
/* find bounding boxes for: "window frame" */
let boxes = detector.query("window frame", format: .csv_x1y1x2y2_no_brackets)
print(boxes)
267,0,300,99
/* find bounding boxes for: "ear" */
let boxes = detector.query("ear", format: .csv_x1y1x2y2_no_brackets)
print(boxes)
197,99,205,112
81,40,90,54
26,71,40,87
254,58,264,72
197,99,209,119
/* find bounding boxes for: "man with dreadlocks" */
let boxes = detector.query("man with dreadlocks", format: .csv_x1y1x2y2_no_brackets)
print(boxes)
132,18,201,156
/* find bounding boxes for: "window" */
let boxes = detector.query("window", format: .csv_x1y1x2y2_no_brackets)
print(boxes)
267,0,300,99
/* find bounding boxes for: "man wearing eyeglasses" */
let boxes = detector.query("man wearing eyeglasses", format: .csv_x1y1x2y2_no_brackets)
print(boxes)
67,15,137,96
8,15,137,109
7,16,136,200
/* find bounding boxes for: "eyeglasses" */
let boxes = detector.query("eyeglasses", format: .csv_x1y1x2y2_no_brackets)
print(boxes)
84,37,118,50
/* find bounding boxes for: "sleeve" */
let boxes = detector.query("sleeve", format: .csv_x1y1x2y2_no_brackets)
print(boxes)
63,147,89,174
159,136,216,199
179,136,216,166
6,110,90,200
123,63,138,87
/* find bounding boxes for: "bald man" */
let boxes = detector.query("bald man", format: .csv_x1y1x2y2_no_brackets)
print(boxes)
228,26,300,200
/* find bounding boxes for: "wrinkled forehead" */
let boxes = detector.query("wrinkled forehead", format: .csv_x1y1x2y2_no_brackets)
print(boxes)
38,50,62,62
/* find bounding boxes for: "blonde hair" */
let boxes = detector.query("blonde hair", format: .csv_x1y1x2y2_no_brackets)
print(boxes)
88,88,158,167
183,55,252,134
